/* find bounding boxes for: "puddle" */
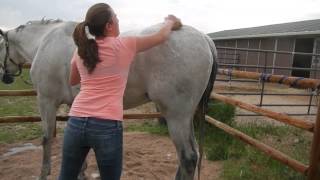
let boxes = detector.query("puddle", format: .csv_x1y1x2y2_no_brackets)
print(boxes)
1,143,41,158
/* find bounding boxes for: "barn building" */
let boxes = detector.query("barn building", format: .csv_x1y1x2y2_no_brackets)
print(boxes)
208,19,320,78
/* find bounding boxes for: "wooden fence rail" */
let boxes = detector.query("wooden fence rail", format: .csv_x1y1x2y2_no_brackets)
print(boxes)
211,93,314,132
210,93,320,178
0,90,36,96
308,100,320,179
205,115,308,175
0,113,162,123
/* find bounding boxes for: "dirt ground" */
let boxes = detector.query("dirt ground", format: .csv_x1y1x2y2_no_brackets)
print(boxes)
0,132,222,180
214,79,318,125
0,102,222,180
0,79,317,180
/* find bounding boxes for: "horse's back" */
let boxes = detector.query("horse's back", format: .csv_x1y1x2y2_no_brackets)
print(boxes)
134,24,213,78
30,22,215,107
124,25,215,109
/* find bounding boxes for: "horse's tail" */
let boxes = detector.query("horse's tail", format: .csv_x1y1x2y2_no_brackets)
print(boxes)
196,35,218,180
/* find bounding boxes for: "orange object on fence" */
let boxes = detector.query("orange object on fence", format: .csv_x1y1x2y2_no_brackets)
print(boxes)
218,69,320,89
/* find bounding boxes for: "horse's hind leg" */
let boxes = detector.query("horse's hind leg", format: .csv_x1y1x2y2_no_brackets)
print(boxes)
38,96,58,180
161,105,198,180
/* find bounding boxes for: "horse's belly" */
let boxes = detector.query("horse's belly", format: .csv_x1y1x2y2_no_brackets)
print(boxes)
123,89,150,110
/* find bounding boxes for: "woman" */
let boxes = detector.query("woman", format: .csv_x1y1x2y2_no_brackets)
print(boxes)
59,3,182,180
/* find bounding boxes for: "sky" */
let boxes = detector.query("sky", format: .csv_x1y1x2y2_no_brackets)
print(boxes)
0,0,320,34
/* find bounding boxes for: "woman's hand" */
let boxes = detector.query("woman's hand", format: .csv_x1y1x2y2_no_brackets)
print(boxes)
165,15,182,30
135,14,182,52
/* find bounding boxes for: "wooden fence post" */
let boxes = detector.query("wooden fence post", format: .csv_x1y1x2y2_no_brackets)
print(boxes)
54,121,57,137
308,100,320,179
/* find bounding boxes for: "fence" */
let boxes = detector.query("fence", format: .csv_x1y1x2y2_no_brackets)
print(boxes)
212,68,320,179
216,46,320,116
1,66,320,179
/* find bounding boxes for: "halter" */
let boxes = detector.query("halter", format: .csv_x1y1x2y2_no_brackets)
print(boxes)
0,31,23,78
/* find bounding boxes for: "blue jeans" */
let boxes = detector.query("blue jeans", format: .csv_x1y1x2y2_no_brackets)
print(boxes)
59,116,123,180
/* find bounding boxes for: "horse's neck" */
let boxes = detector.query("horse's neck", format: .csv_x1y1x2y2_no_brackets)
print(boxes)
9,24,58,64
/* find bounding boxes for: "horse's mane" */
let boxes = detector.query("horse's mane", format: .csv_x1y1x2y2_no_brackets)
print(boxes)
15,18,63,32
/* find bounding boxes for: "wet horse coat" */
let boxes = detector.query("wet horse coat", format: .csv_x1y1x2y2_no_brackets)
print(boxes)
0,20,217,180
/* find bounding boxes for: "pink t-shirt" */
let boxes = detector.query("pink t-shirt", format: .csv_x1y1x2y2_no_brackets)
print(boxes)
69,36,137,121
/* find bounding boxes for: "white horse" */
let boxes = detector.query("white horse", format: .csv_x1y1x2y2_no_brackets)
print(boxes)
0,19,217,180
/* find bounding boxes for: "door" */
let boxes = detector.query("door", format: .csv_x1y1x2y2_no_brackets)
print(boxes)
291,38,314,78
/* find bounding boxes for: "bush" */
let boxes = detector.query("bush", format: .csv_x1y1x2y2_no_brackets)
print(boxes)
197,100,236,161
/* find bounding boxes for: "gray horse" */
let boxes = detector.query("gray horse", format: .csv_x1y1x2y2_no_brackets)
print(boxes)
0,19,217,180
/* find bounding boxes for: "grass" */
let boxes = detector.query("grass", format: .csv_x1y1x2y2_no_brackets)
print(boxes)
0,71,312,179
0,69,33,90
0,123,42,144
206,101,309,180
222,124,309,180
202,100,236,161
0,69,42,144
0,96,37,116
125,100,310,180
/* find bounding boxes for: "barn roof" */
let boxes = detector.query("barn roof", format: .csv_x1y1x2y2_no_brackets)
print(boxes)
208,19,320,40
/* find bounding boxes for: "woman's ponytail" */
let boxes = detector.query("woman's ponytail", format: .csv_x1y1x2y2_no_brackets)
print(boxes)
73,22,99,74
72,3,112,74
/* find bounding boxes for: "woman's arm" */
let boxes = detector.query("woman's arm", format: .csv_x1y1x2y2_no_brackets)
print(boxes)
69,58,80,86
135,15,182,52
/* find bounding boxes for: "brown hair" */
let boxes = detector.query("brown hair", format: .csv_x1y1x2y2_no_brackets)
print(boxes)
73,3,112,73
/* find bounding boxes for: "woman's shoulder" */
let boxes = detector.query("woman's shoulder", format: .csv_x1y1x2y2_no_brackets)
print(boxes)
118,36,136,44
96,36,133,45
96,36,136,54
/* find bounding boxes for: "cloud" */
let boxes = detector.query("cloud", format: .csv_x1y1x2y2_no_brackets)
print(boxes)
0,0,90,29
1,0,320,33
